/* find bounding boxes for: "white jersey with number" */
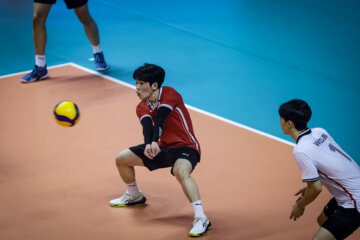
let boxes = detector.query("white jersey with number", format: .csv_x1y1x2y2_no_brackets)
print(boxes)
293,128,360,212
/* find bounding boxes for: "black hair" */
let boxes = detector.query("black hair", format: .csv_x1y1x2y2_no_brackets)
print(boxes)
278,99,312,130
133,63,165,88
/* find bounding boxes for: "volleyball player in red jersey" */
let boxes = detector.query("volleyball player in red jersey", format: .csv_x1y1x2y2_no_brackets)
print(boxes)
109,64,212,237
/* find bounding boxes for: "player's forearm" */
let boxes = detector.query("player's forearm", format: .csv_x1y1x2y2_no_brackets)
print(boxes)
140,117,153,145
297,181,322,208
152,107,171,142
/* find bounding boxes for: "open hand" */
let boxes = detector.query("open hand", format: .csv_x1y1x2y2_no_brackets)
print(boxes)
294,186,307,203
290,203,305,221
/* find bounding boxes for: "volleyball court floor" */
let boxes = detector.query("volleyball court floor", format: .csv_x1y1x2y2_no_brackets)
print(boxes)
0,65,358,239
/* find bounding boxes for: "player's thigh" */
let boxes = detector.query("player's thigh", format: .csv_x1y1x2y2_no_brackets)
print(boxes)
173,158,192,178
313,227,336,240
33,2,53,19
317,211,328,226
73,1,91,22
116,149,144,167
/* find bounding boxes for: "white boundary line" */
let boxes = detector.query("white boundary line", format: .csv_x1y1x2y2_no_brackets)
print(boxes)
68,62,136,89
0,63,72,79
186,105,295,146
1,62,295,147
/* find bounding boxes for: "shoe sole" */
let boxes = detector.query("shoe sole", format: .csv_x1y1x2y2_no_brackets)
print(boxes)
109,197,146,207
21,72,49,83
96,66,109,72
189,222,212,237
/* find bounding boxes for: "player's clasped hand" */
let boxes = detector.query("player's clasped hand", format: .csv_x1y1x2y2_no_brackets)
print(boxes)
144,142,161,159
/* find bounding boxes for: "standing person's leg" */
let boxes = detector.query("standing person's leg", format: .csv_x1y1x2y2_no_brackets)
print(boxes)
74,3,99,46
21,1,52,83
172,159,212,237
33,2,52,56
73,2,108,71
109,149,147,207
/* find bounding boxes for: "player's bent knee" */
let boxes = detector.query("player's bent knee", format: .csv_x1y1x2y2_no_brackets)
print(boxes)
173,168,190,181
115,151,128,167
313,227,336,240
116,149,141,167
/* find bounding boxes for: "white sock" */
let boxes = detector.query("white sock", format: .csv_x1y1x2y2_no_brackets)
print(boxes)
192,200,206,218
92,44,102,54
35,55,46,67
126,181,139,196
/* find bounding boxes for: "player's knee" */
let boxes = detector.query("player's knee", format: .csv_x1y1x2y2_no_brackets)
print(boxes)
115,152,127,167
173,168,189,181
312,234,324,240
77,14,92,26
33,13,47,25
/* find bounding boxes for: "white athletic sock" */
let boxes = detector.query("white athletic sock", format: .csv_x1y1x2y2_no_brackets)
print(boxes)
192,200,206,218
35,55,46,67
92,44,102,54
126,181,139,196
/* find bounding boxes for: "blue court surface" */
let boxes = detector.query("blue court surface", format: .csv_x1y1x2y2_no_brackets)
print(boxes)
1,0,360,163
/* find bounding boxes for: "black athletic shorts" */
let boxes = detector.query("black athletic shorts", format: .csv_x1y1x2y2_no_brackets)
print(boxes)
322,198,360,239
34,0,87,9
129,144,200,175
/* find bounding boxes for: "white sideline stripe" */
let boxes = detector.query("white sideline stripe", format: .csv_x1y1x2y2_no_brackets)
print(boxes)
1,62,295,147
0,63,72,79
68,62,136,89
185,105,295,146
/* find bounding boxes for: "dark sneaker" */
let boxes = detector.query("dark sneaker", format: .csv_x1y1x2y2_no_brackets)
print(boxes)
21,65,48,83
94,52,109,71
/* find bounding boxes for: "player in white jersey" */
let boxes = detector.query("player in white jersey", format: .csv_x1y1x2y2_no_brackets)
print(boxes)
279,99,360,240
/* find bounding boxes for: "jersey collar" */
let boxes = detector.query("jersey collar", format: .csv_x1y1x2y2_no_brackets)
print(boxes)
146,87,163,110
296,128,312,144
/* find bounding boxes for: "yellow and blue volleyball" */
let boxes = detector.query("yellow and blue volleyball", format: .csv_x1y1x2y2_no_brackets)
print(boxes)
53,100,80,127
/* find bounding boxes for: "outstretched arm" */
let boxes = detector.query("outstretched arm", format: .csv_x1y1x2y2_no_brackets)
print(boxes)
290,180,322,221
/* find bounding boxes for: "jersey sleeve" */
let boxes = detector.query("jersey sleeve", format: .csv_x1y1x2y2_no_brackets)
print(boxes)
136,103,152,122
293,151,320,182
159,88,181,111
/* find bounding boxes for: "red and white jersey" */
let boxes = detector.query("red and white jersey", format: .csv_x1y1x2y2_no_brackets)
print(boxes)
293,128,360,211
136,86,201,156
